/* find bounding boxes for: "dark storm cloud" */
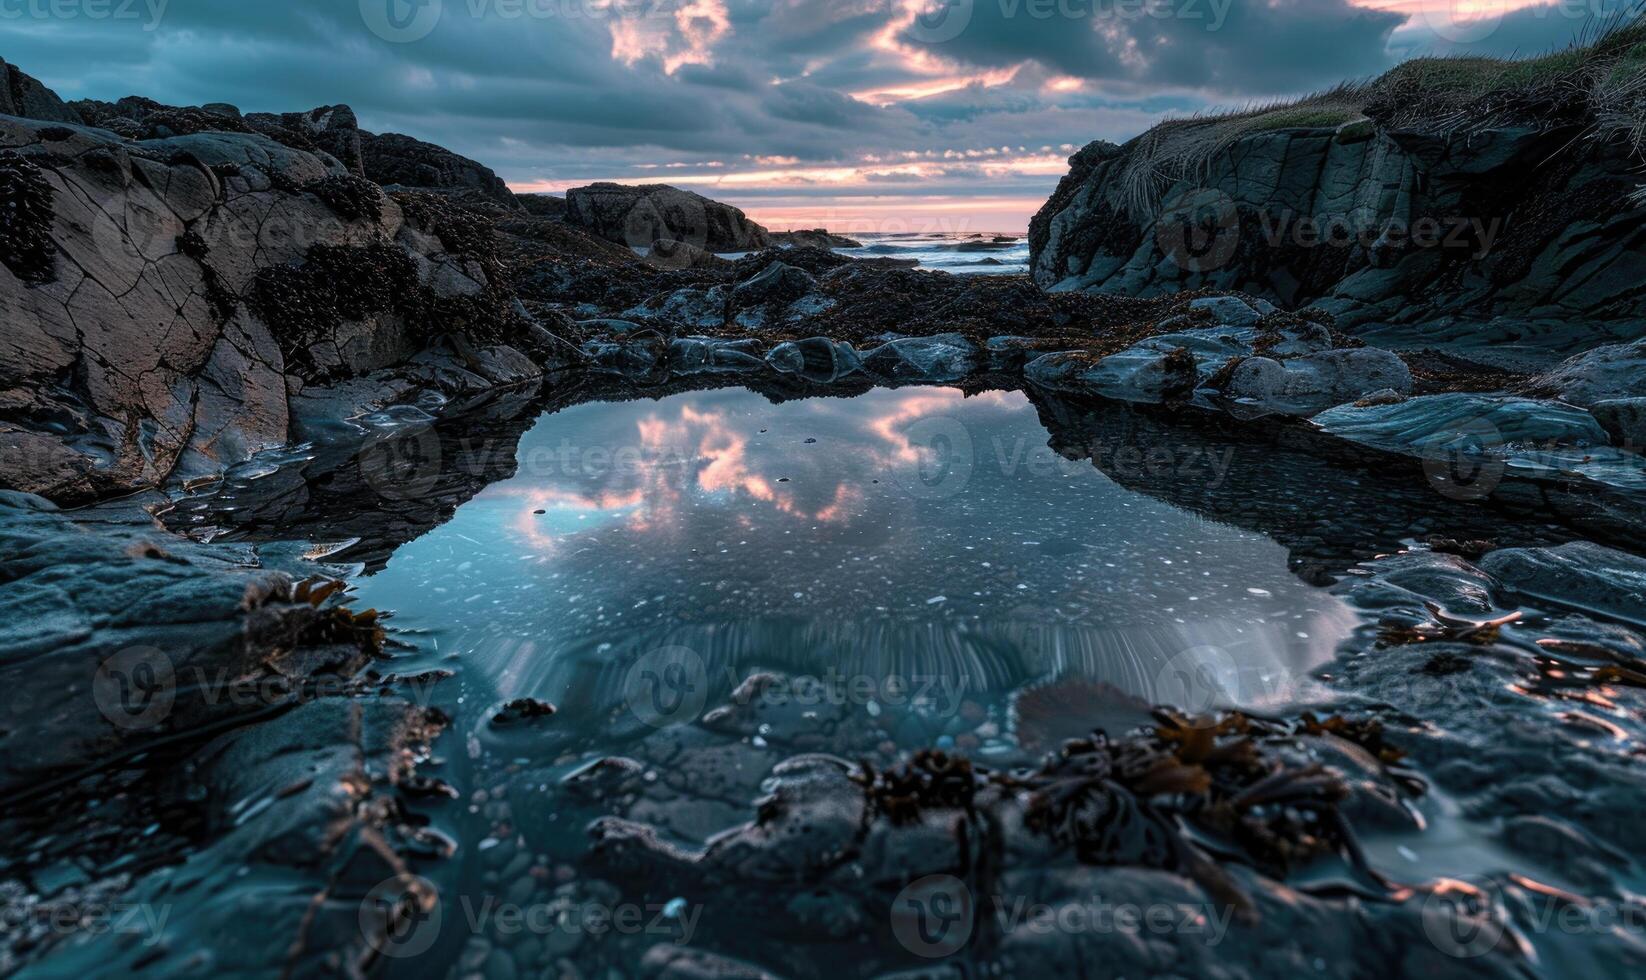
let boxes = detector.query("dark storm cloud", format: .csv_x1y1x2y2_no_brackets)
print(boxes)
905,0,1405,94
1391,0,1638,59
0,0,1613,203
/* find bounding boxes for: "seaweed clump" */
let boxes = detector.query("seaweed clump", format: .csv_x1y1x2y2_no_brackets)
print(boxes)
857,749,980,824
1006,710,1412,895
232,576,388,694
304,174,384,223
250,238,423,380
0,150,57,285
395,191,500,266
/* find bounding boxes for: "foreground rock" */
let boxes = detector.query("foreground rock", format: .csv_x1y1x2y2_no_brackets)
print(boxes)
0,74,540,502
0,491,385,790
0,489,453,974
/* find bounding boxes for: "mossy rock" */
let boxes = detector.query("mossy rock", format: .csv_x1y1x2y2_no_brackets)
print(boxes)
0,150,57,285
303,174,384,223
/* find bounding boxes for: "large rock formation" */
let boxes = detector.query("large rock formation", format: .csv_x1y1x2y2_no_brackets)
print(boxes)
1030,129,1645,369
0,64,537,503
67,92,517,206
1030,36,1646,370
564,181,770,253
358,129,518,206
0,57,81,124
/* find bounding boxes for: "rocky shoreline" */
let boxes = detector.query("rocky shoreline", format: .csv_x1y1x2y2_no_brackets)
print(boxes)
3,42,1645,979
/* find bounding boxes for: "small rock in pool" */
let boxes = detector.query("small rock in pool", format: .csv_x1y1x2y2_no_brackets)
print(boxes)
491,698,557,725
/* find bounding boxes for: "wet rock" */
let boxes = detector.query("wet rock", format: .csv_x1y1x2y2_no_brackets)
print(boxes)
764,337,860,383
984,335,1070,371
1334,548,1501,621
0,492,391,793
1523,338,1646,407
730,261,816,308
1025,344,1198,404
859,334,977,382
628,286,729,330
669,337,763,374
577,317,650,335
582,337,661,376
1225,348,1412,416
1314,393,1611,453
640,945,778,979
1187,294,1271,327
1479,542,1646,627
1591,397,1646,449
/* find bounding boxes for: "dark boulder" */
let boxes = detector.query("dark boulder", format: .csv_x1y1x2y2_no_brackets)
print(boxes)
770,228,862,249
0,58,82,124
246,104,364,175
515,191,567,218
359,129,519,207
564,182,770,252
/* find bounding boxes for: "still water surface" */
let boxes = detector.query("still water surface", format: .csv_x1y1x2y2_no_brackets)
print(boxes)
357,386,1357,747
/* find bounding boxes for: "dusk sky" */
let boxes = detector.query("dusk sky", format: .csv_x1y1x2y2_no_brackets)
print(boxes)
6,0,1615,231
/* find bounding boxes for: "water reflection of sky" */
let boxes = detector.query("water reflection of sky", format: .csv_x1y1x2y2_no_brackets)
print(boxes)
357,387,1358,713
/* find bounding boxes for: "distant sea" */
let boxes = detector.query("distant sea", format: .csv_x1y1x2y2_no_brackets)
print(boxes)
835,231,1029,275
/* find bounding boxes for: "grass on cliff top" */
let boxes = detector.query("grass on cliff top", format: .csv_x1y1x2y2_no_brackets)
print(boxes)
1116,14,1646,219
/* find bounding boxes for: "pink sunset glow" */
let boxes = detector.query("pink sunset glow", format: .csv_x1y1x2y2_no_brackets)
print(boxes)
493,0,1591,231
